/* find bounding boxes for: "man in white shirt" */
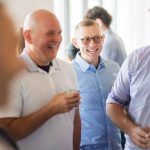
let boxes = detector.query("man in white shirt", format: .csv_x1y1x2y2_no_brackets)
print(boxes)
0,9,81,150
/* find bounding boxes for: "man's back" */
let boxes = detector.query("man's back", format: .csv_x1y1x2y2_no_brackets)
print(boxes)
102,29,127,66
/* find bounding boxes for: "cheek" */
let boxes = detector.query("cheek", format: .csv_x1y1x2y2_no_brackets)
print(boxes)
59,35,62,43
32,34,45,45
80,49,87,58
79,43,87,50
99,44,103,51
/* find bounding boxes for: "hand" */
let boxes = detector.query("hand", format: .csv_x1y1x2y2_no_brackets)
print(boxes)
49,91,80,114
129,126,150,148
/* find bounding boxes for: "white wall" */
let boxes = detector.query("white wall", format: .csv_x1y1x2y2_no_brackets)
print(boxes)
117,0,150,54
2,0,150,57
4,0,53,27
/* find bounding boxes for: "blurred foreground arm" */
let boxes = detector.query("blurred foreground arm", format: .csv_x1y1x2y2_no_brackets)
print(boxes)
73,108,81,150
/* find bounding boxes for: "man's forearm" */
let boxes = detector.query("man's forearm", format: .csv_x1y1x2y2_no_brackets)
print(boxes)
0,103,57,141
106,103,137,135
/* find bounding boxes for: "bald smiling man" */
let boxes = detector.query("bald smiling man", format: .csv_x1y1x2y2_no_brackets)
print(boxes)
0,9,81,150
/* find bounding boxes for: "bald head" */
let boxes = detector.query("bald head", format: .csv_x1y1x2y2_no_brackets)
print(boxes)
23,9,59,31
23,9,62,66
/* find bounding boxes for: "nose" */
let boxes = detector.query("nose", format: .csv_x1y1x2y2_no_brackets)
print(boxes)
50,34,62,42
89,39,97,46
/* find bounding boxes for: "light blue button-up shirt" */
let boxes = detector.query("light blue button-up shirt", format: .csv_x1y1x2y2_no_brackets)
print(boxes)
72,53,122,150
107,45,150,150
102,29,127,66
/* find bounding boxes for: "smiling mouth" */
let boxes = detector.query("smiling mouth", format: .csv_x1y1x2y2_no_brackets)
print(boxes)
47,45,57,49
87,48,98,53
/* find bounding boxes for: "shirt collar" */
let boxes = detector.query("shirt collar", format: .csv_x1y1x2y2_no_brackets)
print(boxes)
21,49,39,72
75,52,106,72
97,58,106,70
20,48,60,73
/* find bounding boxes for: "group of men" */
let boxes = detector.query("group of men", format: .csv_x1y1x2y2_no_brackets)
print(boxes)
0,2,150,150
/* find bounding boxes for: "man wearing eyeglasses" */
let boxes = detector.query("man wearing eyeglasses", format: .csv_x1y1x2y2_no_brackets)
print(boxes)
84,6,127,67
71,19,122,150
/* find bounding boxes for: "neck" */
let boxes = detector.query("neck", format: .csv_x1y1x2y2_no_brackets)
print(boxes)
90,57,100,68
102,25,109,34
26,49,51,66
94,57,100,68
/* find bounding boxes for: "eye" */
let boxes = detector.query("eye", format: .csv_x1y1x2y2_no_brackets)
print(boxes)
47,30,62,37
58,30,62,35
81,37,90,43
93,36,100,41
93,35,103,43
47,31,55,36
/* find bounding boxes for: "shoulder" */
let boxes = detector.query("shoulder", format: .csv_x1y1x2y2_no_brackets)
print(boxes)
128,45,150,61
103,58,120,69
54,58,70,66
105,31,124,48
101,58,120,74
53,58,76,73
127,45,150,70
134,45,150,54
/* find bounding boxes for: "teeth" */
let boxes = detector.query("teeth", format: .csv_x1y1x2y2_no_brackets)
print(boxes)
88,49,97,52
48,45,56,48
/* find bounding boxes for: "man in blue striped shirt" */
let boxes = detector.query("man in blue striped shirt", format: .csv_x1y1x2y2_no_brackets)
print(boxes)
72,19,122,150
106,45,150,150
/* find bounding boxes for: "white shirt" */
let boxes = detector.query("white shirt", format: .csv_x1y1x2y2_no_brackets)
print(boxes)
0,50,78,150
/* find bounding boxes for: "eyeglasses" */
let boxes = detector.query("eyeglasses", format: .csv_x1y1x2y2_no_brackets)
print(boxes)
79,35,104,45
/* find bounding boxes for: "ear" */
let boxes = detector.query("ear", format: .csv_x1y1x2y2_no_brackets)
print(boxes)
95,18,103,27
72,38,79,49
23,30,32,44
101,35,105,44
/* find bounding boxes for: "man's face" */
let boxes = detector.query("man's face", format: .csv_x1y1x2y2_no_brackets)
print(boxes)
74,24,104,65
28,17,62,65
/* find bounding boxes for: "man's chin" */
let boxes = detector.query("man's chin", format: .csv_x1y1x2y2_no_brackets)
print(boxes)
48,55,57,62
